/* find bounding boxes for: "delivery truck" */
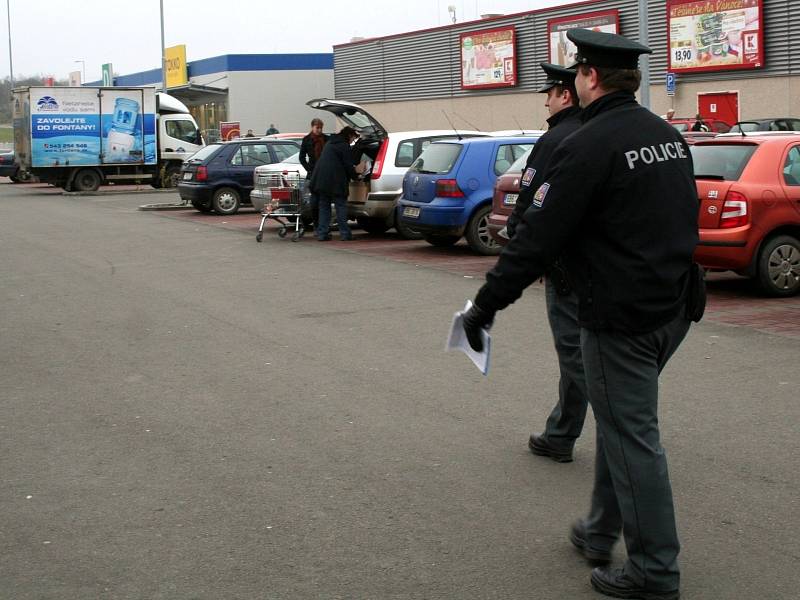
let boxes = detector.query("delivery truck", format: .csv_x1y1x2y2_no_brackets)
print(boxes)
12,86,203,191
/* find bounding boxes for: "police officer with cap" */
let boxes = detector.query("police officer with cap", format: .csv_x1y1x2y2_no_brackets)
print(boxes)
461,29,704,599
506,62,589,464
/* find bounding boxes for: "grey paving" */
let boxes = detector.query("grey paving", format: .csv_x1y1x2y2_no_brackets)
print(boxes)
1,183,798,599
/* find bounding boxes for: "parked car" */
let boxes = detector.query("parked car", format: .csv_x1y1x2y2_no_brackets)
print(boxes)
682,131,718,145
668,117,731,133
691,132,800,296
0,150,37,183
178,138,300,215
397,136,537,254
306,98,488,239
729,118,800,133
486,148,532,245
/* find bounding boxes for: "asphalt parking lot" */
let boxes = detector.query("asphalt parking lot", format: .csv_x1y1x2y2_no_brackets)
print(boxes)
2,181,799,599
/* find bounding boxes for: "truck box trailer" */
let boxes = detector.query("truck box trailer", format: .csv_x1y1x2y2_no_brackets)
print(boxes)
12,86,203,191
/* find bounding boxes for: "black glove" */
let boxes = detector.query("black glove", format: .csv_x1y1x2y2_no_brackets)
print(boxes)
505,212,520,239
462,303,495,352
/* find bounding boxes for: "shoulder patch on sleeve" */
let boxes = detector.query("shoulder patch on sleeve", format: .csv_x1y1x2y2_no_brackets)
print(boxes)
521,167,536,187
532,183,550,208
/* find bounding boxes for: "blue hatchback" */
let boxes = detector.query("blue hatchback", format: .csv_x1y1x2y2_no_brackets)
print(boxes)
397,136,536,254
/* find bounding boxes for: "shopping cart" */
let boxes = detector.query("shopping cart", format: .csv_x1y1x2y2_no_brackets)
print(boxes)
256,170,307,242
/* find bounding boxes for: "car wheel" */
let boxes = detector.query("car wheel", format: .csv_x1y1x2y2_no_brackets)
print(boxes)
465,205,501,255
357,216,390,235
395,214,423,240
424,234,460,247
212,187,241,215
72,168,102,192
191,199,212,213
756,235,800,297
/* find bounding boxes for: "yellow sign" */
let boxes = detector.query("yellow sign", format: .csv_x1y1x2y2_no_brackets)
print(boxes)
165,45,188,88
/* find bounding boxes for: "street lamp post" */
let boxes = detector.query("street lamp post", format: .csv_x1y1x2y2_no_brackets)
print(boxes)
6,0,13,88
160,0,167,91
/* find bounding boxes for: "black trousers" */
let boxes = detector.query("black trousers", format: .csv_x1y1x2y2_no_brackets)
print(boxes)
581,313,691,592
541,279,589,450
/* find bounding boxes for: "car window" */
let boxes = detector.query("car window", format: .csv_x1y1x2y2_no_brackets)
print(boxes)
690,144,758,181
508,148,532,172
731,122,760,133
494,143,533,175
783,146,800,186
670,122,688,132
165,119,200,144
186,144,222,162
408,143,462,175
231,144,271,167
788,120,800,131
395,140,416,168
271,143,298,162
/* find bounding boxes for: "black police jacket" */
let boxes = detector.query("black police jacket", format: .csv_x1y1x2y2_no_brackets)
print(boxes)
475,91,699,333
507,105,583,234
309,133,358,197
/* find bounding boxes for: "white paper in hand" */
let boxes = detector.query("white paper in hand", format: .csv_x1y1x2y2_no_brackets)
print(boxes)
445,300,491,375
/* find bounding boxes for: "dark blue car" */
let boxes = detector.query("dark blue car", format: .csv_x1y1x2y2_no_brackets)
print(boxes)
178,139,300,215
397,136,536,254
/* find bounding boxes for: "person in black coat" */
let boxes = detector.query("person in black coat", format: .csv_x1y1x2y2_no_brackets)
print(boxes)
462,30,704,600
309,126,360,241
507,63,588,465
299,118,328,227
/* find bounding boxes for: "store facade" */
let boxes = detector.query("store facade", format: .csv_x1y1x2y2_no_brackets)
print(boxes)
90,53,334,136
332,0,799,132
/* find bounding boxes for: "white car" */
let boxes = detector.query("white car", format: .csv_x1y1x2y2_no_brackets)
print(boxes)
306,98,488,238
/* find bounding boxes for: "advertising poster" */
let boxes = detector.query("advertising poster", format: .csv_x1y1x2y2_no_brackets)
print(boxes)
548,11,620,67
165,44,188,89
668,0,762,73
460,26,517,90
100,89,156,165
220,121,241,141
30,87,156,168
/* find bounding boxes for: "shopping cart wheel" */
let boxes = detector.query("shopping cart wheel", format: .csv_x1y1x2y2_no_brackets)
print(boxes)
297,227,305,239
278,227,288,238
291,232,301,242
256,232,263,243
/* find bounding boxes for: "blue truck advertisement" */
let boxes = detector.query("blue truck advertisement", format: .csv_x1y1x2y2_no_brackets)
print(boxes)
29,87,157,168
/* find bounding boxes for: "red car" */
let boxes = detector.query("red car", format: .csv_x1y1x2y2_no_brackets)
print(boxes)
487,149,531,245
692,132,800,296
669,117,731,133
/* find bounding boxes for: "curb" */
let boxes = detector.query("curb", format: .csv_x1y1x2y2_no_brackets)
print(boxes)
63,188,179,197
138,202,193,211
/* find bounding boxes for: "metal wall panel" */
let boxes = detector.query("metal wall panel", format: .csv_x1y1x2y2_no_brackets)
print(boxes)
334,0,797,102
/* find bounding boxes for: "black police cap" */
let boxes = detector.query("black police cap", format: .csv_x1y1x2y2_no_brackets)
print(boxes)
566,29,652,70
536,62,577,93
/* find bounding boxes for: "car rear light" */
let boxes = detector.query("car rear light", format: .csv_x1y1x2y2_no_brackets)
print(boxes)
719,191,748,228
371,139,389,180
435,179,465,198
195,166,208,182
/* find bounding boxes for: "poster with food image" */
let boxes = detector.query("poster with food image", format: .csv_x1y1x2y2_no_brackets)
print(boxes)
547,10,620,68
460,26,517,90
667,0,762,73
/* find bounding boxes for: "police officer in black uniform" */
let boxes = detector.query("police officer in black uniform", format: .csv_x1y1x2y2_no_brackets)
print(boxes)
506,62,589,464
462,29,704,599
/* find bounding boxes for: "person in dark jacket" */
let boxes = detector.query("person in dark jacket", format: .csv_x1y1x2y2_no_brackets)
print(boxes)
462,30,703,599
309,126,360,241
299,118,328,227
506,62,588,464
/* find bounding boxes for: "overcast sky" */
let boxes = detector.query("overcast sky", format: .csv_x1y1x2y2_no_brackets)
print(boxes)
1,0,578,82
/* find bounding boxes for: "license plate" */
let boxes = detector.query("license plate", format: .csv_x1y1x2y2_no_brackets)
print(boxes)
503,193,518,206
182,172,193,180
403,206,420,218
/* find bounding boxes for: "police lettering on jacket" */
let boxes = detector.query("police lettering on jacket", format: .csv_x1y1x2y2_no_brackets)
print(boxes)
624,141,687,170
